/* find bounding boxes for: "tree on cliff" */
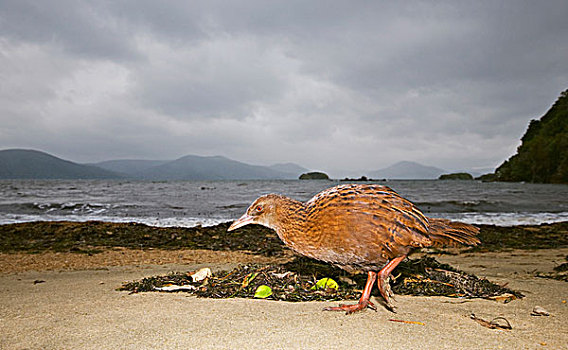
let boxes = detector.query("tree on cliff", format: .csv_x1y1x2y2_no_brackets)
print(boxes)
496,89,568,184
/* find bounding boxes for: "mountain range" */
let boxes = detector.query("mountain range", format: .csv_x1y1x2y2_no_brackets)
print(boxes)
368,161,445,180
0,149,308,180
0,149,120,179
0,148,463,180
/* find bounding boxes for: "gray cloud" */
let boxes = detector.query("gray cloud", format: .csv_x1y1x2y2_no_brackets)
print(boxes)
1,1,567,176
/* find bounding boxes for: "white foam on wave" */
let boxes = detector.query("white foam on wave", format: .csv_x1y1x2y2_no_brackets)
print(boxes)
431,212,568,226
0,214,230,228
1,212,567,228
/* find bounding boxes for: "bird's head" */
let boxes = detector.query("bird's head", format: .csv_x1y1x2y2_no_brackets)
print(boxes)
227,194,291,232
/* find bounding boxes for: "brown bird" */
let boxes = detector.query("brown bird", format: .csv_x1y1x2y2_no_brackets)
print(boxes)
228,184,480,313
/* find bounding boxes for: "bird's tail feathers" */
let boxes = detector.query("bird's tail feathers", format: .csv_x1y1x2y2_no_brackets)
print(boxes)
427,218,480,247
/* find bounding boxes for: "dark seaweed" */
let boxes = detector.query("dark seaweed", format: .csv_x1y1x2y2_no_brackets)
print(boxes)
0,221,283,255
119,256,524,301
1,221,567,255
469,222,568,252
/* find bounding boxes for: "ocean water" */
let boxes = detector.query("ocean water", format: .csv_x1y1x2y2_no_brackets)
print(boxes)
0,179,567,227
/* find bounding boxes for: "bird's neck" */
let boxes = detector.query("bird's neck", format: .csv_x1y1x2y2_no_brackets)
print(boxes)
271,198,306,248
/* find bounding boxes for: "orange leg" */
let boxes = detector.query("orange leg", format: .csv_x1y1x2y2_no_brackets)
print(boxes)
377,255,406,312
323,271,377,314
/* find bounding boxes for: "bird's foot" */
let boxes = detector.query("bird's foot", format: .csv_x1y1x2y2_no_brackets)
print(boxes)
323,300,376,314
384,299,397,313
378,277,397,313
383,277,395,300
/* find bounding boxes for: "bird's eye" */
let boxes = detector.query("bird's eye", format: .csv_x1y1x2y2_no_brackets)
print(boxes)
255,205,264,213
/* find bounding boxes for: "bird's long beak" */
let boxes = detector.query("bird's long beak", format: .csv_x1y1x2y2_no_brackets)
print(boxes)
227,214,254,231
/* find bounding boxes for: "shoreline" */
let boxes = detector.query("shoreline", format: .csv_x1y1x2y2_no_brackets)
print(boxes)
1,220,567,348
0,248,291,275
1,248,567,349
0,220,567,275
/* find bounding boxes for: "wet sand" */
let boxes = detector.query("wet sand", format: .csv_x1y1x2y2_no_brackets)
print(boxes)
1,248,567,349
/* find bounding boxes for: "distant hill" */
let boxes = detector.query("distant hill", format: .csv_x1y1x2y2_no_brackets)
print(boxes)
0,149,122,179
0,150,305,180
138,155,297,180
495,89,568,184
268,162,309,177
368,161,445,179
92,159,168,177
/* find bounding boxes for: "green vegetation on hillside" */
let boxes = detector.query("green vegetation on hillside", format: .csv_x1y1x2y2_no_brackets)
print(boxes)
496,90,568,184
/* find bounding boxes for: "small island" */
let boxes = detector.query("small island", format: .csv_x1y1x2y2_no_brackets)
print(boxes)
299,172,330,180
438,172,474,180
340,176,385,182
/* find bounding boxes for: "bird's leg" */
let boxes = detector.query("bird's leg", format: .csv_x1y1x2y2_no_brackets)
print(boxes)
377,255,406,312
323,271,377,314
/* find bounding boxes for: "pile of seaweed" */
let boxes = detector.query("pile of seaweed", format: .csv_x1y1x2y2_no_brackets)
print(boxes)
119,256,523,302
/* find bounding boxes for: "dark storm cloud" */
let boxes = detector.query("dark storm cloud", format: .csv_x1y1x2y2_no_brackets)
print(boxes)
0,1,567,175
0,1,139,60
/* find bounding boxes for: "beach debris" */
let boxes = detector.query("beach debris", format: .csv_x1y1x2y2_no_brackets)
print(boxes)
488,293,518,303
119,256,524,303
190,268,212,282
531,306,551,316
535,271,568,282
388,319,425,326
470,313,512,330
271,271,294,279
33,279,45,284
241,272,259,288
338,276,356,285
554,255,568,272
254,285,273,298
154,284,197,292
312,278,339,291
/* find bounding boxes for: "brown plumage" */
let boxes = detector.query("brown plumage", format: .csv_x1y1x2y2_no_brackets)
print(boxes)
228,184,480,313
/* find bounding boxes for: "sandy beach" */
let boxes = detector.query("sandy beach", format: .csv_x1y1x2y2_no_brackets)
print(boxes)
1,246,567,350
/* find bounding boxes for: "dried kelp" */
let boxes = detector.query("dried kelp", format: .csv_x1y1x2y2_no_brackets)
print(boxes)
470,314,512,330
119,256,523,302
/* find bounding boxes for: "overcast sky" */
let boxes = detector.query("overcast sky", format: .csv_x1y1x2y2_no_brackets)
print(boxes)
1,1,567,176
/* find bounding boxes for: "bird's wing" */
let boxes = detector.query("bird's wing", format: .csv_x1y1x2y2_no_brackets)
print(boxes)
305,185,433,260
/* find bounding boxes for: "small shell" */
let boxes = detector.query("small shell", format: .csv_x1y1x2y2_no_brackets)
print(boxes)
191,267,212,282
154,284,196,292
271,271,294,279
531,306,550,316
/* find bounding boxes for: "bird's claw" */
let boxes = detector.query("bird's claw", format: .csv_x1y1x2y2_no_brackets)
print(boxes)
385,301,397,313
385,282,395,300
323,300,376,314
